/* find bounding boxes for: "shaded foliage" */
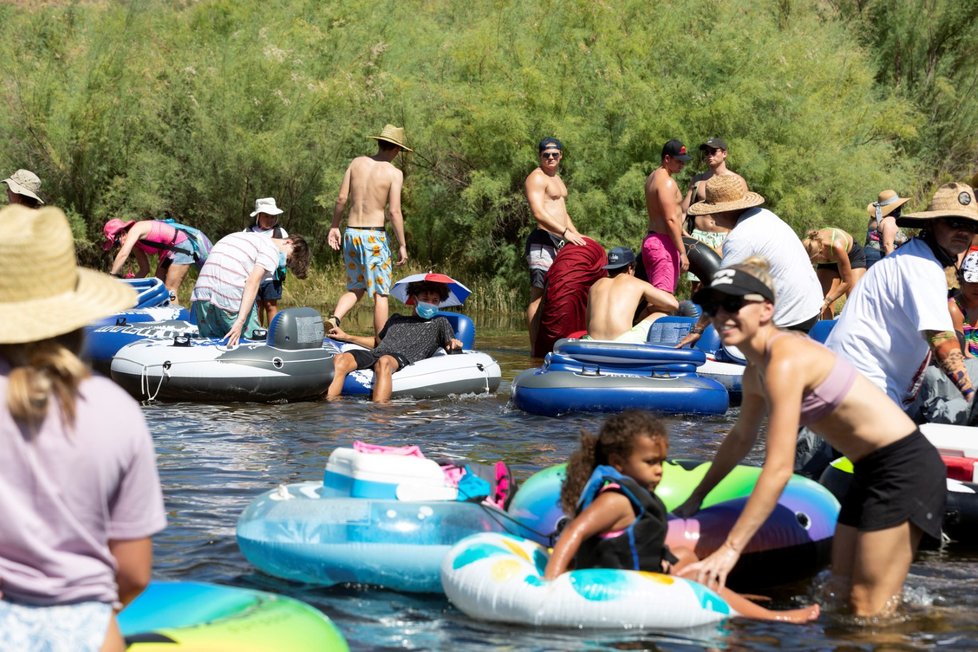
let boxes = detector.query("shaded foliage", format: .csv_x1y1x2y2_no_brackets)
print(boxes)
0,1,934,295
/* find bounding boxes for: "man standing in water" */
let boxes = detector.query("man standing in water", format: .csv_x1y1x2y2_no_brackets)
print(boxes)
643,139,691,292
326,124,411,337
524,137,587,346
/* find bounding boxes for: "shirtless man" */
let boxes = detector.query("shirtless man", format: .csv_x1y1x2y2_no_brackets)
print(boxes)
524,136,586,346
682,138,748,217
326,124,411,337
643,139,691,292
586,246,679,342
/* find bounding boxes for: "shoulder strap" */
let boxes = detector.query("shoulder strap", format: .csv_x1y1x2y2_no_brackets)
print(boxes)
577,465,656,515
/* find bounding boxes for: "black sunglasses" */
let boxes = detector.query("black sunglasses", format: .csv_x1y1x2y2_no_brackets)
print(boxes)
541,151,561,160
941,217,978,233
703,147,721,155
700,294,762,317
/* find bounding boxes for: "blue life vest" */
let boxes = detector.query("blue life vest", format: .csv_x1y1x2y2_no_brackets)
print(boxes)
574,465,677,573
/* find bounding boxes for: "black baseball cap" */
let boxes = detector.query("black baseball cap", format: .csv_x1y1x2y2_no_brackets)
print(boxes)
602,246,636,270
539,137,563,152
661,139,691,162
700,137,728,151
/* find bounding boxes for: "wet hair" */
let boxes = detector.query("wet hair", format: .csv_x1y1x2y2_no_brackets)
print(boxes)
559,410,668,515
0,329,89,434
285,235,310,279
406,280,450,302
728,255,777,302
802,230,825,260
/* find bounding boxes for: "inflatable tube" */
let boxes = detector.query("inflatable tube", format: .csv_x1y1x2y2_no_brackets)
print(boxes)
508,462,838,590
111,308,337,402
119,581,348,651
553,337,707,366
119,277,173,309
336,346,501,399
820,456,978,545
683,235,723,281
441,532,734,629
511,366,728,417
236,482,531,592
83,318,198,374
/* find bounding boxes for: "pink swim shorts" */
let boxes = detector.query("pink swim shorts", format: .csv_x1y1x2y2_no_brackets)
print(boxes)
641,232,680,292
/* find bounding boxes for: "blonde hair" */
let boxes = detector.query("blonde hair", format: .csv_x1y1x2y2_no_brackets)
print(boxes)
0,329,89,433
728,256,777,302
802,230,825,260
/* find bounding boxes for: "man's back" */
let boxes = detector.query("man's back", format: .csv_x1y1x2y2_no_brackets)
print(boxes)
345,156,401,227
586,276,650,340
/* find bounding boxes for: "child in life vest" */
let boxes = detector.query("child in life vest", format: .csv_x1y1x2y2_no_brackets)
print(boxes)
542,410,819,623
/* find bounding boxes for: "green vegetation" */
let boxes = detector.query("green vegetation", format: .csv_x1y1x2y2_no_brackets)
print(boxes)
0,1,967,307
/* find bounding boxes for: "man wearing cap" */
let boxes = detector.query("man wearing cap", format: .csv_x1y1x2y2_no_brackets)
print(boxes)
584,246,679,342
326,124,411,338
524,136,587,347
244,197,290,326
682,138,748,215
826,182,978,415
643,139,691,293
3,169,44,209
676,175,822,347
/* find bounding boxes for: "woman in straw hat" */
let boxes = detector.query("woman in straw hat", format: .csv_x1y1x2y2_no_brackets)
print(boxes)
864,189,910,267
0,206,166,651
675,256,945,617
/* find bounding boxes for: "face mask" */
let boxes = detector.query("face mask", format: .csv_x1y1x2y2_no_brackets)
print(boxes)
278,251,287,269
415,301,439,320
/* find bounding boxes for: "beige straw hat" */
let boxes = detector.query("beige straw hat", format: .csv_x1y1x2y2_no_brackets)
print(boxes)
370,124,412,152
865,189,910,219
687,174,764,216
0,205,136,344
2,169,44,204
898,182,978,228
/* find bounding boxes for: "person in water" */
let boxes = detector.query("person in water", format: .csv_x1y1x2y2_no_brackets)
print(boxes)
325,279,463,403
674,258,945,617
543,410,819,623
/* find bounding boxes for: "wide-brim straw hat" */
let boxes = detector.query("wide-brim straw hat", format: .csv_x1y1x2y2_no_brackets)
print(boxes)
898,182,978,228
3,169,44,204
687,174,764,216
865,189,910,219
370,124,413,152
0,205,136,344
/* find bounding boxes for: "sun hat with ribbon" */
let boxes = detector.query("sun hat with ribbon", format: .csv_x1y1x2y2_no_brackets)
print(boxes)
370,124,412,152
0,205,136,344
2,169,44,204
897,182,978,228
250,197,284,218
102,217,137,251
391,272,470,307
866,189,910,220
687,174,765,216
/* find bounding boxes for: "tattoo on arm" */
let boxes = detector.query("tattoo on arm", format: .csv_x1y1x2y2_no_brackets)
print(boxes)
930,330,975,401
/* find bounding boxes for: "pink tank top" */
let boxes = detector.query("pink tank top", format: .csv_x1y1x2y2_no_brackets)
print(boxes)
765,332,858,426
134,221,188,256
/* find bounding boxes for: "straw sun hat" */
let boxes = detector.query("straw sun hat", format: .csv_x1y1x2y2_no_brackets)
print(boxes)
370,124,412,152
897,182,978,228
687,174,765,216
0,205,136,344
866,189,910,219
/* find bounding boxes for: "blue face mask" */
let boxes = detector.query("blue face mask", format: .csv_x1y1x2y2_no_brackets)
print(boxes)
278,251,287,269
415,301,439,320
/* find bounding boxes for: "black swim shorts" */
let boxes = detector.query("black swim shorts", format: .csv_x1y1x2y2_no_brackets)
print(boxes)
838,428,945,542
816,241,867,271
349,348,409,373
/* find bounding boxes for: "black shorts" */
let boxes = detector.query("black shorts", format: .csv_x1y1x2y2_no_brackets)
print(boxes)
816,241,867,271
838,428,945,542
784,313,819,334
257,278,283,301
349,348,409,372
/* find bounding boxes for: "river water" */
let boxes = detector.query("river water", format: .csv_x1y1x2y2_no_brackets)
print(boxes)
143,328,978,651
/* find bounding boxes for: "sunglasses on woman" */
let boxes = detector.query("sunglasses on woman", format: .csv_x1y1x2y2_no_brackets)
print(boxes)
700,294,764,317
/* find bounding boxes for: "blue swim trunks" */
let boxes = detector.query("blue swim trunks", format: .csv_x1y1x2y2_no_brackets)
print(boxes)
343,227,392,297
